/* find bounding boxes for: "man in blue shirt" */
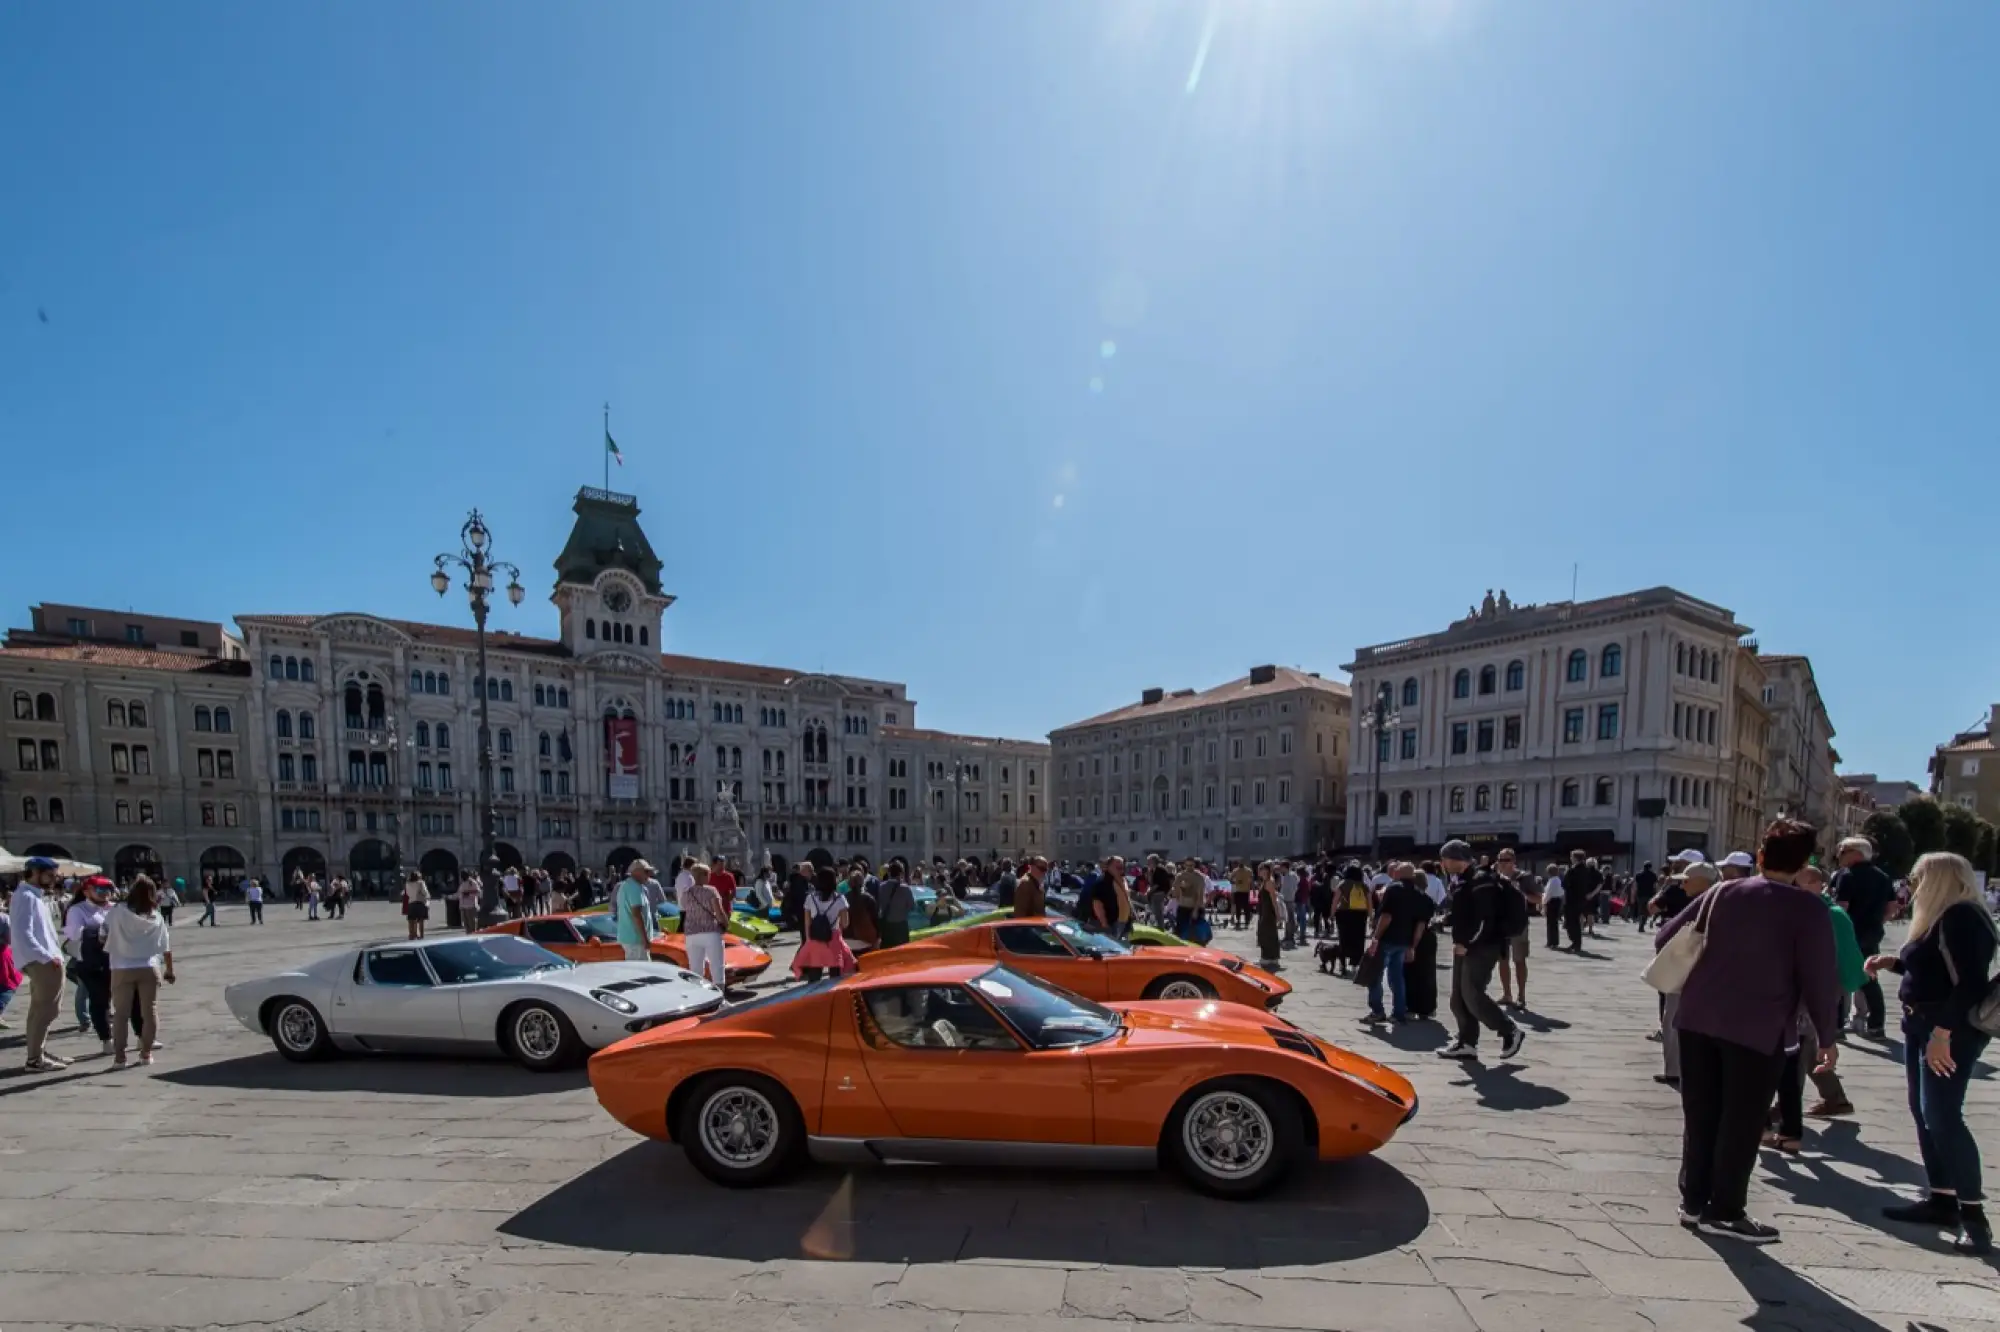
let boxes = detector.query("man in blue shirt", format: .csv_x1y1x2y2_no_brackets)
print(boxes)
614,859,659,961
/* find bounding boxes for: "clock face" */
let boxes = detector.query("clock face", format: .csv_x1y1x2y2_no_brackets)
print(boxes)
602,586,632,613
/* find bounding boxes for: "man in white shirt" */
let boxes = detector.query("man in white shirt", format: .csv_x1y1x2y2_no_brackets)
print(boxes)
9,857,70,1071
500,868,523,919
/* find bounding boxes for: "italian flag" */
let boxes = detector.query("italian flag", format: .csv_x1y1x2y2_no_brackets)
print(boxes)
605,430,623,466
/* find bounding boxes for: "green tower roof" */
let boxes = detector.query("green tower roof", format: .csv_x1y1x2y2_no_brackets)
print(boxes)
553,487,664,596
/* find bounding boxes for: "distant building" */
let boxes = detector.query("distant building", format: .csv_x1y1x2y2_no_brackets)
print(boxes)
1758,655,1840,850
879,727,1050,864
1345,587,1761,868
1050,666,1351,865
1839,773,1925,815
1931,706,2000,825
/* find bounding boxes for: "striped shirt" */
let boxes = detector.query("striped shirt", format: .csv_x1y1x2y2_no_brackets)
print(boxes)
679,882,730,937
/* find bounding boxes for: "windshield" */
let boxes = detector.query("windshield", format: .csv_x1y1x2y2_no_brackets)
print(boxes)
425,936,573,983
1049,918,1133,955
573,915,620,943
971,966,1121,1049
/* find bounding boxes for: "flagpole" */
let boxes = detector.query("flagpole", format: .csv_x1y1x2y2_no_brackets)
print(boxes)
603,402,610,491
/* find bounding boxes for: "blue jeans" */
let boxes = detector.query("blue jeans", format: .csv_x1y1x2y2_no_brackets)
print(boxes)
199,902,218,926
1367,944,1409,1018
1905,1015,1989,1203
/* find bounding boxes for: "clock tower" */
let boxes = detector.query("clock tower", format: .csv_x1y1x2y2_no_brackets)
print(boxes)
550,486,674,664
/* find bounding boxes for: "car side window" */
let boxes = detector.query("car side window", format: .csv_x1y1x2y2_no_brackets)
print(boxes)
994,924,1072,958
524,920,575,946
863,985,1018,1051
365,948,434,987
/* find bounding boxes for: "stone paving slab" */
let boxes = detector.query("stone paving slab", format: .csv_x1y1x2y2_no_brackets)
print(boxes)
1,902,1992,1330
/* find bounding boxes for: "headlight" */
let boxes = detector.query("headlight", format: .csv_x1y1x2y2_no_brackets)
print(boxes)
590,989,638,1014
1221,957,1244,973
1240,974,1269,991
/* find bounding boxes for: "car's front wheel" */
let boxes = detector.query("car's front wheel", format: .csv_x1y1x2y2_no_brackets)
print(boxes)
268,997,333,1062
505,1002,582,1072
1144,974,1217,1001
678,1072,803,1187
1164,1078,1302,1199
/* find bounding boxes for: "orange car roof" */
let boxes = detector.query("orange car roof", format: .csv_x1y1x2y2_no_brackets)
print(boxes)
843,959,995,988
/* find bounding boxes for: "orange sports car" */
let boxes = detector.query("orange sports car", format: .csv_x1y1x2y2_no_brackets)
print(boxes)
481,913,773,987
860,915,1289,1010
589,960,1415,1197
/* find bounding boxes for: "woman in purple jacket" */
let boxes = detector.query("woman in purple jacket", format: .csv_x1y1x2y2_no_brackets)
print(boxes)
1656,819,1840,1244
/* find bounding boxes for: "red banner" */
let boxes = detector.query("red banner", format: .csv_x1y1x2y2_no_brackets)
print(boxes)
605,717,640,799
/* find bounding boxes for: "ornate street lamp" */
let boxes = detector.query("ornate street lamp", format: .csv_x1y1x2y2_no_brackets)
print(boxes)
1358,684,1402,862
433,509,524,921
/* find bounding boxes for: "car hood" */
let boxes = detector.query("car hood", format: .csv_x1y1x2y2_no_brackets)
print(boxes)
539,961,721,1013
1107,1002,1414,1102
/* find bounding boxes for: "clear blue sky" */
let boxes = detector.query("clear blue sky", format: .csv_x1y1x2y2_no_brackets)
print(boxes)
3,2,1993,782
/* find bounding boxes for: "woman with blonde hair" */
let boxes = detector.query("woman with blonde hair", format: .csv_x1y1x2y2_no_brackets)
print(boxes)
1868,851,1995,1254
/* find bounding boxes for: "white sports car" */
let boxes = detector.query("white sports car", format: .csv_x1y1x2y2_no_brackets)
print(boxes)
223,934,724,1071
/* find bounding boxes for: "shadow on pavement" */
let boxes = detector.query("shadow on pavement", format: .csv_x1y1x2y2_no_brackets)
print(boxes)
158,1052,589,1097
1697,1233,1895,1332
1452,1062,1571,1111
1357,1021,1451,1054
500,1142,1430,1266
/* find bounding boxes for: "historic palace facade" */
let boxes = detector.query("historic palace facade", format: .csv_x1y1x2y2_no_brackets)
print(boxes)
0,488,1047,890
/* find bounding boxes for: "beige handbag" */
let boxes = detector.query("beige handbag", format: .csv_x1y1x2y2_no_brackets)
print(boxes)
1643,887,1721,995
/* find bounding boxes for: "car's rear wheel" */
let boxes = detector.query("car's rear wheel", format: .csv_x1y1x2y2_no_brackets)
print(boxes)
678,1072,803,1187
1144,974,1216,1001
505,1002,582,1072
268,997,333,1062
1164,1078,1301,1199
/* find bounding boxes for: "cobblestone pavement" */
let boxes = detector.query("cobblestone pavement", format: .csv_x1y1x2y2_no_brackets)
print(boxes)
2,901,1996,1330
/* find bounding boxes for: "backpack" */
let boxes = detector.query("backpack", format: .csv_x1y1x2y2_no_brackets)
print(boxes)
1497,879,1530,940
1936,903,2000,1038
807,896,837,944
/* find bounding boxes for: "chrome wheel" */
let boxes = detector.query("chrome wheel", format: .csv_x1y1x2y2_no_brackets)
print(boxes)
276,1003,319,1052
1182,1089,1274,1180
514,1007,562,1063
1159,978,1210,1001
698,1085,780,1169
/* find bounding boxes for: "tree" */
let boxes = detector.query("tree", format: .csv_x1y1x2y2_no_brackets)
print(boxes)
1976,822,1998,878
1941,803,1983,862
1861,811,1917,880
1898,797,1947,858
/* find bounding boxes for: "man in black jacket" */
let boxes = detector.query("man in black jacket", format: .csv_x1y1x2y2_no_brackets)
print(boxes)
1560,850,1601,952
1438,840,1525,1061
1834,836,1898,1037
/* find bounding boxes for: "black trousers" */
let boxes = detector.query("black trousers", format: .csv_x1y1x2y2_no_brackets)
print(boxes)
1544,905,1562,949
1678,1029,1786,1221
1563,899,1585,949
1405,928,1439,1017
82,967,112,1041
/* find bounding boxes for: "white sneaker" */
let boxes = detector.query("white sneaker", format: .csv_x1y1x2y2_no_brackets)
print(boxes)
100,1039,112,1056
1436,1041,1477,1060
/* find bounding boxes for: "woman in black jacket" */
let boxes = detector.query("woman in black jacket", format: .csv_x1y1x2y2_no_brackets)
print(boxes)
1867,852,1996,1254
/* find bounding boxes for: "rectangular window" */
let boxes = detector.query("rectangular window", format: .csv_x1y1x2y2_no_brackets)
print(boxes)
1278,778,1290,803
1377,731,1391,763
301,754,318,782
1231,739,1243,761
1400,729,1417,760
111,744,130,774
1450,722,1469,756
1502,716,1521,750
1597,703,1620,742
197,749,215,778
1254,736,1267,758
1230,783,1242,807
132,744,150,775
1562,708,1585,745
1476,719,1495,753
1253,780,1266,806
217,750,234,778
280,754,297,782
1673,702,1683,738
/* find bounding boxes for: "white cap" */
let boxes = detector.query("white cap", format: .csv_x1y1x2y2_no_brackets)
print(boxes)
1722,851,1756,869
1670,848,1706,864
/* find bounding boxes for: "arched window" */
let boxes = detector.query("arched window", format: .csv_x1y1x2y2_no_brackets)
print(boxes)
533,684,545,707
213,707,232,734
557,687,569,708
731,746,742,769
344,685,364,727
1500,782,1519,811
300,658,315,682
1452,669,1471,699
365,685,386,727
1705,651,1717,683
1448,786,1466,813
424,671,437,695
129,700,148,727
10,691,28,720
1477,665,1497,696
286,656,301,681
669,742,682,767
1400,678,1418,707
1560,779,1580,807
107,700,126,728
269,654,284,678
1594,777,1615,806
1565,649,1588,683
1474,784,1492,811
1676,643,1688,675
1397,790,1414,816
275,710,292,739
48,797,64,822
35,692,57,722
194,705,213,732
502,680,513,702
298,711,315,740
22,796,37,822
498,728,514,755
431,671,445,695
538,732,551,758
1505,660,1524,691
1601,644,1622,678
639,627,649,647
411,669,425,694
435,723,450,750
585,619,596,640
415,721,430,747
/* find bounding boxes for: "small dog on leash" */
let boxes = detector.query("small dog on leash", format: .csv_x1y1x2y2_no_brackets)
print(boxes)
1314,940,1343,975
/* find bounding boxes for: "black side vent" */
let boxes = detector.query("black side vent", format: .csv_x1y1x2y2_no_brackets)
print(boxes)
1265,1026,1326,1063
